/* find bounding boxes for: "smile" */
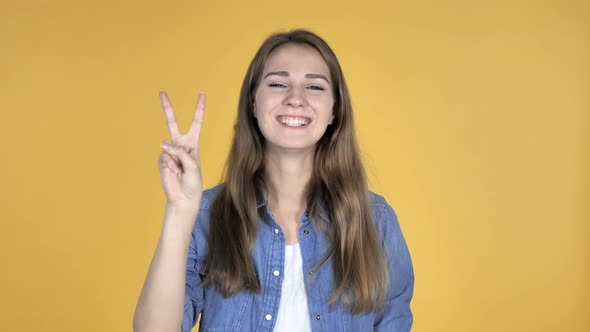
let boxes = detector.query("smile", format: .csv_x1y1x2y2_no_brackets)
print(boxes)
277,115,311,127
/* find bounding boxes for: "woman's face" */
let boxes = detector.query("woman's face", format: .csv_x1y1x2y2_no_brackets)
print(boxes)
254,43,335,153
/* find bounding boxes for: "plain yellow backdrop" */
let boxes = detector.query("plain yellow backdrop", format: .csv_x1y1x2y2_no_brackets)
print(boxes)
0,0,588,331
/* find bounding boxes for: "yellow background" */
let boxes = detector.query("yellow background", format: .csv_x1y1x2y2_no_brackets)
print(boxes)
1,0,588,331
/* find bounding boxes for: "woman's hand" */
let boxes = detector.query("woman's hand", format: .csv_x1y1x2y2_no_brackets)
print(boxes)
158,91,205,211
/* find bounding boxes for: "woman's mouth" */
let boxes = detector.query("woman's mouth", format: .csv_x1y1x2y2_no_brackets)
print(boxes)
277,115,311,128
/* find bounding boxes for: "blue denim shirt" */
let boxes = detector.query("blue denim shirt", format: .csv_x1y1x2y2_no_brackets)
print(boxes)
182,185,414,331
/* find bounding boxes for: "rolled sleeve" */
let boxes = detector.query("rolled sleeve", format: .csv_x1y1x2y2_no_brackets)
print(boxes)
181,213,207,332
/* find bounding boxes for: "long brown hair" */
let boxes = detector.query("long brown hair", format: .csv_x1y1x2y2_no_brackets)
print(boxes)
202,29,389,313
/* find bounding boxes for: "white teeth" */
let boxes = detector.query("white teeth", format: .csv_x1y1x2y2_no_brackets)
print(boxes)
280,117,309,127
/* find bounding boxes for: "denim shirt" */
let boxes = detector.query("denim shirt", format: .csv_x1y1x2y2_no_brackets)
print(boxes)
182,185,414,332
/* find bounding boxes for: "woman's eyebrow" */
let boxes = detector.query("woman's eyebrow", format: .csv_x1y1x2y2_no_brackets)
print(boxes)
305,73,330,83
263,71,330,83
264,71,289,79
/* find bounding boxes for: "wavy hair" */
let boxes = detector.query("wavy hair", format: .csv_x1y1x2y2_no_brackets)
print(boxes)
202,29,389,313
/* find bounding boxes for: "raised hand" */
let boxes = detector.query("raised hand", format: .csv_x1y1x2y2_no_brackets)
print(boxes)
158,91,205,210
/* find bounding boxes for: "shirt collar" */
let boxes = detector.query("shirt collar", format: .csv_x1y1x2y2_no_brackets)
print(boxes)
256,197,330,223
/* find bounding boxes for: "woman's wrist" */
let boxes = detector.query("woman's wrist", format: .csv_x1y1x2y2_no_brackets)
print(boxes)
163,199,201,228
165,196,201,213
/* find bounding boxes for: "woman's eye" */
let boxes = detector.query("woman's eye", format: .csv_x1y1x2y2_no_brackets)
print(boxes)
269,83,286,88
308,85,325,91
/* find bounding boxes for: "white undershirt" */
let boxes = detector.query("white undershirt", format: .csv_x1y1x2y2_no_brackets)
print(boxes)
273,243,312,332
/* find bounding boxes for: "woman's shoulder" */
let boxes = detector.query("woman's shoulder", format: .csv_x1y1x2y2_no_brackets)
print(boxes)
368,191,395,214
368,191,389,208
190,184,224,238
367,191,401,234
199,184,225,210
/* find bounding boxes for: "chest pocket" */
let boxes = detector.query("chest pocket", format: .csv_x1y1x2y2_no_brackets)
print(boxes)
195,259,254,332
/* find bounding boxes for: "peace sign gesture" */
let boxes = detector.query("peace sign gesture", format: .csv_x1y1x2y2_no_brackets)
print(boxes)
158,91,205,210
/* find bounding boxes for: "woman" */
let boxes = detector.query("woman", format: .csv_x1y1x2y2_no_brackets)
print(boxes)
134,29,414,332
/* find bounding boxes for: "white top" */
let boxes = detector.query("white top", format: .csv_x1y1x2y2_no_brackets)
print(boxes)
273,243,312,332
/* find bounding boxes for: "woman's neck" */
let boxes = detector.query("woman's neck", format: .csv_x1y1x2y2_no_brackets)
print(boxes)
263,148,313,221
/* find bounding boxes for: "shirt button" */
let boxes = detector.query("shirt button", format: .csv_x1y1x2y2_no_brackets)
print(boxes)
265,314,272,321
315,314,322,320
273,270,280,276
303,229,309,235
274,228,279,234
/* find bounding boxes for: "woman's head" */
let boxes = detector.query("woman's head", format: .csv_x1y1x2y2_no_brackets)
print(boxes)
253,43,335,152
235,29,354,157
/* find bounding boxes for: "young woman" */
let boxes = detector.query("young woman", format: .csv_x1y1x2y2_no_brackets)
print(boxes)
133,29,414,332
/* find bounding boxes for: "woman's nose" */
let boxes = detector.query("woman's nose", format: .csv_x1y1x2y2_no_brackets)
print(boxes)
283,86,307,107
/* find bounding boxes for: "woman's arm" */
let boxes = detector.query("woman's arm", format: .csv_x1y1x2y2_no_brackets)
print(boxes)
133,205,199,332
373,197,415,331
133,92,207,331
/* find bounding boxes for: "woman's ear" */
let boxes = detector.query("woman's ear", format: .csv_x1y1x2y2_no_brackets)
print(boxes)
253,101,257,118
329,113,334,125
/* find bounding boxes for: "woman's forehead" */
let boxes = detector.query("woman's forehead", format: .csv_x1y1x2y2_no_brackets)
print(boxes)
263,43,330,76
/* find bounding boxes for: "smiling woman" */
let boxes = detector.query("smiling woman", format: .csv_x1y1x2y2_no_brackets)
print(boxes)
133,29,414,332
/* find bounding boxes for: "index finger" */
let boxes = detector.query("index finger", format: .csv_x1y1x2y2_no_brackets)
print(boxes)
187,93,206,138
159,91,182,141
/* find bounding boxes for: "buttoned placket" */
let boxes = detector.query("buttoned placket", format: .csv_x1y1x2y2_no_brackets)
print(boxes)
299,209,327,330
258,207,285,331
300,209,334,330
